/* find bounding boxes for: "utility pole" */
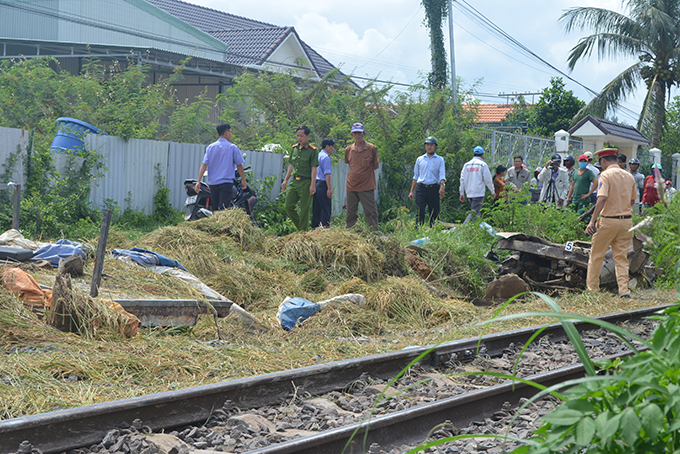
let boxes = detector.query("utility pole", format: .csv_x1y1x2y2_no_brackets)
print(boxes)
448,0,457,111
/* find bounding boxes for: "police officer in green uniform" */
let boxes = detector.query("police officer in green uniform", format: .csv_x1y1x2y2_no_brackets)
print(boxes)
281,125,318,231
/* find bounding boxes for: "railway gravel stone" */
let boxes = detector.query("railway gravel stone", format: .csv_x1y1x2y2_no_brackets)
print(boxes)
10,321,654,454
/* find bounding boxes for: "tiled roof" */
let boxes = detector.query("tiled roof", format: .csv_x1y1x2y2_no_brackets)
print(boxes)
466,104,516,123
568,115,650,143
145,0,344,79
210,27,292,66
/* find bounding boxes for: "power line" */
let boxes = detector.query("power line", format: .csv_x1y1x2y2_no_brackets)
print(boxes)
453,0,641,123
356,6,422,70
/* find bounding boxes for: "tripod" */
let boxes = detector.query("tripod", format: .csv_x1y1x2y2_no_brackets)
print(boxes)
541,176,559,205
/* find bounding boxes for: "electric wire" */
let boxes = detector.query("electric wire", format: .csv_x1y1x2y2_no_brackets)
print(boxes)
453,0,642,122
356,6,422,69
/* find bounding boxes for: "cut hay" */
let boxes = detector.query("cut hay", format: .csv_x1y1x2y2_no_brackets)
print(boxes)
190,210,265,250
275,228,385,281
48,272,139,338
368,276,450,327
138,225,236,277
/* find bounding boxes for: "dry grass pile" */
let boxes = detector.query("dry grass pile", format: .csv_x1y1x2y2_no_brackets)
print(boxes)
368,276,452,327
139,224,236,277
135,224,301,310
275,228,386,281
190,210,265,251
0,283,675,420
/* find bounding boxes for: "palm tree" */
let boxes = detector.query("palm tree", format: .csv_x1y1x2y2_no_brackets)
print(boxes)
560,0,680,147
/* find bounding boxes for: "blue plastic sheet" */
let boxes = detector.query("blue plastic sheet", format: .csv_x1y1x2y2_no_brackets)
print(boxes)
31,239,87,268
278,297,321,331
111,248,187,271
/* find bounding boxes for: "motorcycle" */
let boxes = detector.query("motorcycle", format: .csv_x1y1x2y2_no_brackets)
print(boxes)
183,166,258,223
183,178,212,221
232,168,258,225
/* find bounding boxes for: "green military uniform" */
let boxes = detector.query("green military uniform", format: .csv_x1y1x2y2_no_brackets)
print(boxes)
285,143,317,231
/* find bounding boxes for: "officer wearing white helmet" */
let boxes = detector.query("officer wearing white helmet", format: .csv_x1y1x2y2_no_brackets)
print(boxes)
409,136,446,226
459,145,494,222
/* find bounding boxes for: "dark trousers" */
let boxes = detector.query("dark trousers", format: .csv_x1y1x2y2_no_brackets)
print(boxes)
312,180,331,228
416,184,440,226
211,182,233,211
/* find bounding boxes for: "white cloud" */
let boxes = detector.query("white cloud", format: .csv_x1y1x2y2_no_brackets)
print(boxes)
189,0,648,117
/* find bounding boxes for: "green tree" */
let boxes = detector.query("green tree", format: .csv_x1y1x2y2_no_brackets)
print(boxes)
422,0,449,89
529,77,585,137
659,95,680,169
560,0,680,147
504,95,535,125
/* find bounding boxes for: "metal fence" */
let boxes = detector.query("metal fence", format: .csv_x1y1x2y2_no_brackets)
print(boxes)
478,128,596,170
0,127,380,216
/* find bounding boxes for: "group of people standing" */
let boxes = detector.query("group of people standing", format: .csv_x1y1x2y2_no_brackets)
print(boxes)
281,123,380,231
198,122,381,232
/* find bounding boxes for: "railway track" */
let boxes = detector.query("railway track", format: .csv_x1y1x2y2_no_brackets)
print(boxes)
1,304,670,454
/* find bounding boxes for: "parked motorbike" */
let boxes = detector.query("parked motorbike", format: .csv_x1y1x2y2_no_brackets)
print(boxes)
183,166,258,223
232,167,258,225
183,179,212,221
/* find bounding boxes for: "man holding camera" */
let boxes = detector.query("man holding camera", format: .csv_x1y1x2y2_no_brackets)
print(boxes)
537,154,569,208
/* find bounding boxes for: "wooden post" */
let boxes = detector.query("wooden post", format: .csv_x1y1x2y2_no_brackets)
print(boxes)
90,209,112,298
11,184,20,230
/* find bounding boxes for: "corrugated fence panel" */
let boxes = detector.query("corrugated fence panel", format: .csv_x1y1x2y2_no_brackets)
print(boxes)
124,139,170,214
329,163,383,216
0,127,382,217
243,150,285,200
167,142,205,210
88,135,131,211
0,127,27,186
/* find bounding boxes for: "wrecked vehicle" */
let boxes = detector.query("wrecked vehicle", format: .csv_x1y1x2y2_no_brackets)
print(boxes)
493,232,661,293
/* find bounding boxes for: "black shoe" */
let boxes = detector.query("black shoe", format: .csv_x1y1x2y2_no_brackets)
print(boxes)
620,294,631,299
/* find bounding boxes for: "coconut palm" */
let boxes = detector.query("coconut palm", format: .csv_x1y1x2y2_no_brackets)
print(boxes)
560,0,680,147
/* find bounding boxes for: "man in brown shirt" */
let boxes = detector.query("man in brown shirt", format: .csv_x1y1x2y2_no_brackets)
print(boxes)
585,148,637,297
344,122,379,230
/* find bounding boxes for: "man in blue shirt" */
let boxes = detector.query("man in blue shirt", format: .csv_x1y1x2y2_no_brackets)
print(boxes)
195,124,247,211
312,138,335,228
409,136,446,226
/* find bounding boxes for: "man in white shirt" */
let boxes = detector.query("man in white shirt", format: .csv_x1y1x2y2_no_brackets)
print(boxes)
459,146,494,223
537,154,570,208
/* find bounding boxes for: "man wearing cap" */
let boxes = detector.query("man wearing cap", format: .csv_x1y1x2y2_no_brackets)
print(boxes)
312,138,335,228
629,158,645,206
642,163,663,207
666,180,677,201
585,147,637,298
563,155,576,179
583,151,600,205
459,146,494,221
409,136,446,226
281,125,317,231
537,154,569,207
345,123,380,230
566,154,598,212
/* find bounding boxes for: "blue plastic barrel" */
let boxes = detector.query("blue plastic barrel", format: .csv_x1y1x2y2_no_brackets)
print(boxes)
50,117,101,153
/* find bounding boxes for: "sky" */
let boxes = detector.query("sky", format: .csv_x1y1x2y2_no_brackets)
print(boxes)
189,0,644,125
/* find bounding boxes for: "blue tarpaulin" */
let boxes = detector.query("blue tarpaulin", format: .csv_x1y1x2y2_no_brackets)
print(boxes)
31,239,87,268
111,248,187,271
277,297,321,331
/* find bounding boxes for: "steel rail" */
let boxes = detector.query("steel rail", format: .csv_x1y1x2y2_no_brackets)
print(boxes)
0,304,669,454
247,360,595,454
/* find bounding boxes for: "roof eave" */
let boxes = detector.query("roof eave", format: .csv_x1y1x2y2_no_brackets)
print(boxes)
122,0,228,51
